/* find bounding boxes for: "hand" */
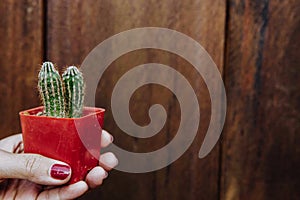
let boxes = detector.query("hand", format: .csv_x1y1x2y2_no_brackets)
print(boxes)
0,130,118,199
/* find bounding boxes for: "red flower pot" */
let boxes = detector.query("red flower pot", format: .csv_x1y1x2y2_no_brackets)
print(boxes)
19,106,105,184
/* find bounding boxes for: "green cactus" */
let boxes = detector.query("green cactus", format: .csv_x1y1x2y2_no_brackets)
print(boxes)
38,62,85,118
62,66,85,118
38,62,65,117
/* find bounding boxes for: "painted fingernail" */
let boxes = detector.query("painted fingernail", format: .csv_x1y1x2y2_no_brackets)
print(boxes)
50,164,71,180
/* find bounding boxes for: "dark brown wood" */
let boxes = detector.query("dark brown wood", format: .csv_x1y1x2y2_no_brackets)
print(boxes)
0,0,43,139
46,0,225,200
221,0,300,199
1,0,299,199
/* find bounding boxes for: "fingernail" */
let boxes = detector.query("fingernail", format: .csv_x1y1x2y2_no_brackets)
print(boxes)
50,164,71,180
110,135,114,143
104,171,108,178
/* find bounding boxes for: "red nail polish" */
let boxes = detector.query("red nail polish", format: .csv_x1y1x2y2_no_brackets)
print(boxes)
50,164,71,180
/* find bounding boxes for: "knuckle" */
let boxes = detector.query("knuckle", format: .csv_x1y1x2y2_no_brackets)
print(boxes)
24,155,42,177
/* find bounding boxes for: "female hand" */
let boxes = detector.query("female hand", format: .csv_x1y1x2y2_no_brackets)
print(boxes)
0,130,118,199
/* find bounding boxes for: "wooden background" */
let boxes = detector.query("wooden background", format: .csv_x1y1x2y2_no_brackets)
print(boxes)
0,0,299,199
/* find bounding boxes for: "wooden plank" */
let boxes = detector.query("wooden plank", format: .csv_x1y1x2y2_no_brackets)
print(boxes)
0,0,43,139
221,0,300,199
46,0,226,199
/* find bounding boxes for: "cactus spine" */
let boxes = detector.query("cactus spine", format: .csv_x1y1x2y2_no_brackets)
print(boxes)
38,62,85,118
62,66,85,118
38,62,65,117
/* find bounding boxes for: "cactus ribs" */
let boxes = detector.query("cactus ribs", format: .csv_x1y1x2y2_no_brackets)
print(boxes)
38,62,85,118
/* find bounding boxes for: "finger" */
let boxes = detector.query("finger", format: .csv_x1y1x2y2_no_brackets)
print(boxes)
99,152,118,171
11,180,42,200
0,134,23,152
0,150,71,185
101,130,114,148
85,166,108,189
37,181,88,200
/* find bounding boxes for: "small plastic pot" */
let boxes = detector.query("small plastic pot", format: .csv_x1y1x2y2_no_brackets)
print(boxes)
19,106,105,184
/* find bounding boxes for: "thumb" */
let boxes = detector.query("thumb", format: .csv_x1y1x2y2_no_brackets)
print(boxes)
0,150,71,185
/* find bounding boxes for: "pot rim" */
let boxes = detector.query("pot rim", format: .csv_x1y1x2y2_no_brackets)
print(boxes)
19,106,105,120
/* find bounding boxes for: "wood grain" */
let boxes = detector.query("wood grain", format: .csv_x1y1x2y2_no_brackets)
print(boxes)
221,0,300,199
0,0,299,199
46,0,225,200
0,0,43,139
